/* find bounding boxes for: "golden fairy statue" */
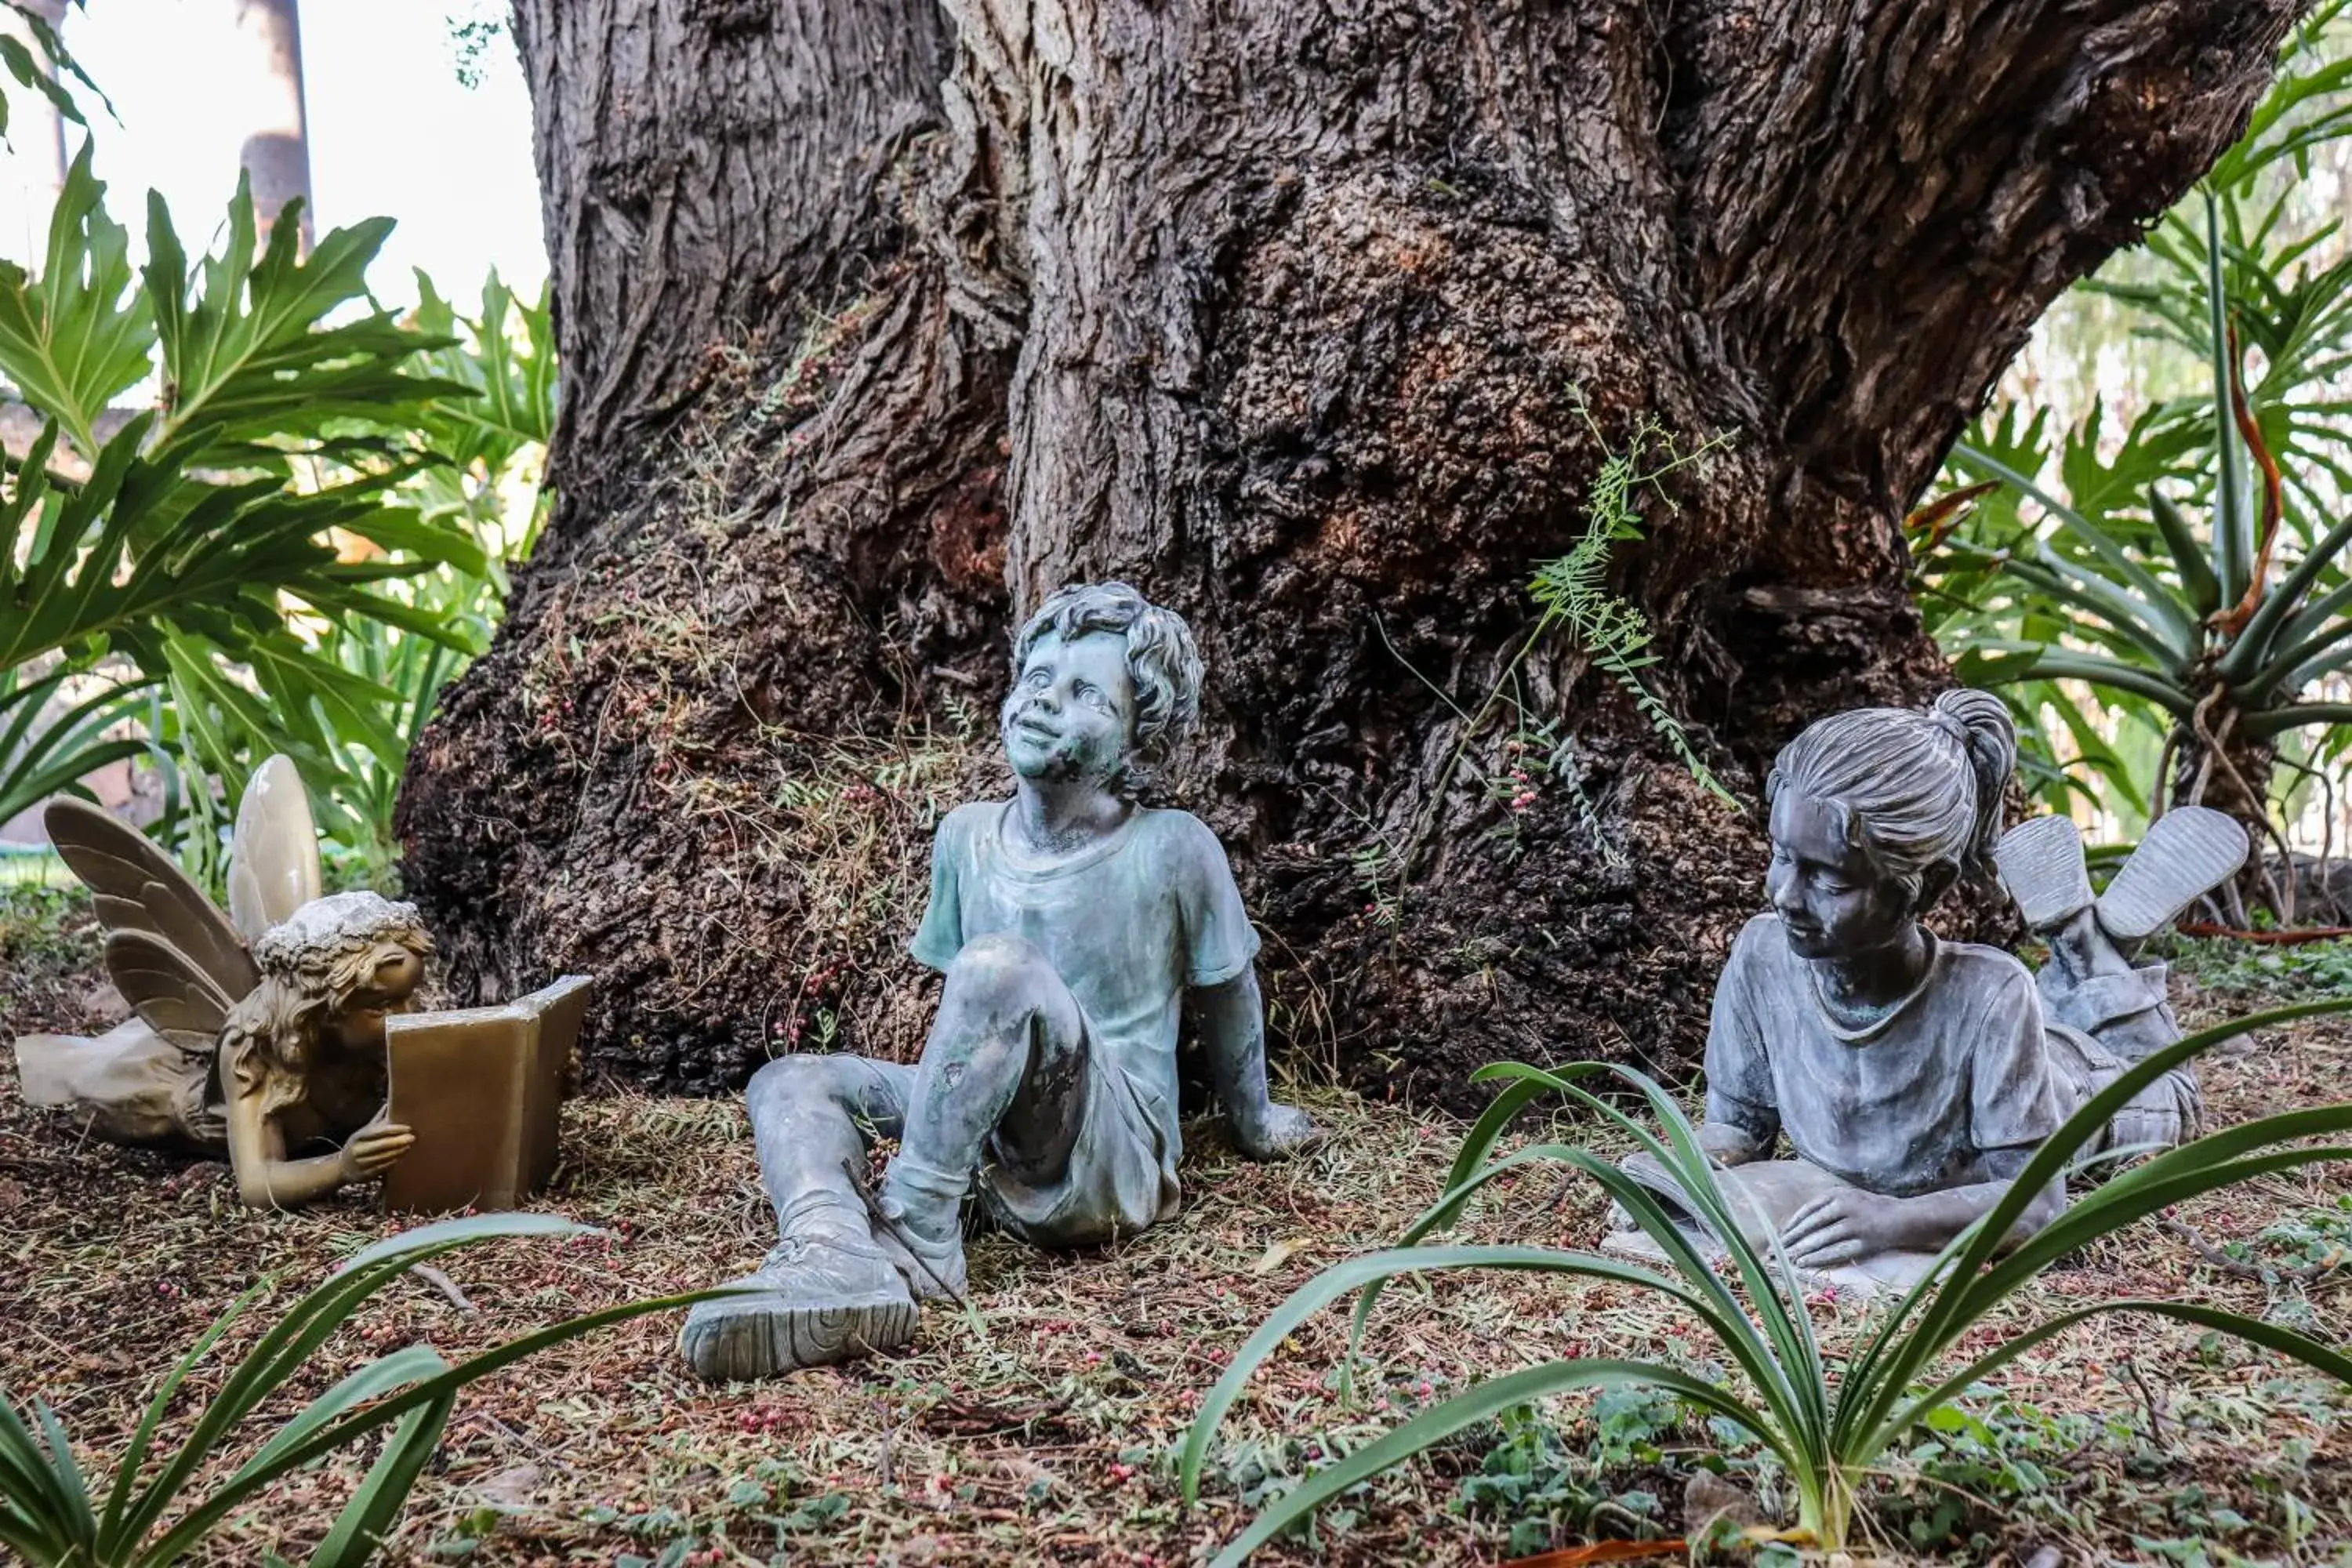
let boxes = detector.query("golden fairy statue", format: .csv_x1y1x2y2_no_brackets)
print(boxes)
11,757,435,1208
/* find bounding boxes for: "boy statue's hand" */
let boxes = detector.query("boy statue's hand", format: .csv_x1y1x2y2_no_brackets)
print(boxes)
1234,1101,1323,1161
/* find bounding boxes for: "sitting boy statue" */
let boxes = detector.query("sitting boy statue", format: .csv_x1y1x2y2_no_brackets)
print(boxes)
1610,691,2245,1291
681,583,1322,1380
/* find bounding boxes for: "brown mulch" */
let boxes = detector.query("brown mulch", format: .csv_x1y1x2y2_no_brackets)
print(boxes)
4,918,2351,1564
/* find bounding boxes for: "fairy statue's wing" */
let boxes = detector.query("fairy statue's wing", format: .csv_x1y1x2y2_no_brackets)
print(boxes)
227,754,321,944
103,930,237,1054
43,797,260,1004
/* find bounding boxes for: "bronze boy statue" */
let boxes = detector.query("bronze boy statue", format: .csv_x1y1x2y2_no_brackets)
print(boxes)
681,583,1320,1380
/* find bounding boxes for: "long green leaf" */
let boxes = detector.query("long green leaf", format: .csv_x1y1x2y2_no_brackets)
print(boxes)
2221,513,2352,683
1345,1134,1813,1455
2206,195,2252,604
98,1280,269,1542
1181,1244,1725,1504
300,1391,457,1568
1207,1359,1768,1568
109,1218,596,1551
1888,1300,2352,1446
1452,1062,1827,1441
1949,444,2198,654
0,1396,83,1560
1838,996,2352,1450
137,1284,742,1565
30,1401,94,1546
228,1346,450,1487
2147,488,2223,619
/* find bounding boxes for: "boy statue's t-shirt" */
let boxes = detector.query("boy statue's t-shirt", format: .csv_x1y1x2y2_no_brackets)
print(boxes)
909,801,1260,1160
1704,914,2066,1198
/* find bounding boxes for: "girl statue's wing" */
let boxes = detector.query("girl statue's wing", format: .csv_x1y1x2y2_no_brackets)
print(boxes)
227,754,321,945
103,930,237,1054
43,797,260,1003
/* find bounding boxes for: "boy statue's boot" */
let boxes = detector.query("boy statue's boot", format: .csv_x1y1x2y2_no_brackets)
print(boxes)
2095,806,2249,952
677,1195,919,1381
873,1151,971,1302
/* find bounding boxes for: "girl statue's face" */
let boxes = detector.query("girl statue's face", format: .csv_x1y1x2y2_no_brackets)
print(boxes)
1766,789,1919,961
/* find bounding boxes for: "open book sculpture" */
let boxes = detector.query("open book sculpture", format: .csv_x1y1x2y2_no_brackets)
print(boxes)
380,976,592,1214
1604,694,2247,1295
9,757,591,1212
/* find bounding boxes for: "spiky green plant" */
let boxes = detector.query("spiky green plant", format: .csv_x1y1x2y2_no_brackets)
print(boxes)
1918,3,2352,850
1180,996,2352,1563
0,1213,734,1567
1922,201,2350,913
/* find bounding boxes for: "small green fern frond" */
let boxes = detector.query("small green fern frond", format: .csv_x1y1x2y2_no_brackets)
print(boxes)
1531,416,1740,810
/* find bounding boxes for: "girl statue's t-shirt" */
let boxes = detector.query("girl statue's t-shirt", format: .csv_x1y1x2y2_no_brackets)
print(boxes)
909,801,1260,1163
1704,915,2067,1198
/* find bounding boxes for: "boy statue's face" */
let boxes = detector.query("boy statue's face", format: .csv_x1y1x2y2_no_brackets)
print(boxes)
1002,630,1138,785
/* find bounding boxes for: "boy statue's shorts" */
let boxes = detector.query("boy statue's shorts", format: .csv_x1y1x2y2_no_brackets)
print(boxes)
976,1017,1181,1248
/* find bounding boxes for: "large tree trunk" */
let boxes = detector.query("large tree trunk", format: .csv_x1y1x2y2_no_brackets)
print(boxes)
399,0,2295,1109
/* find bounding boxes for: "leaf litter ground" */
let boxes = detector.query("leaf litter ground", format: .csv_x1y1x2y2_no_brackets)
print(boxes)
4,890,2351,1565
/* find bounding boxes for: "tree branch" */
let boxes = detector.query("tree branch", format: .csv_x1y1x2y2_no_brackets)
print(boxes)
1663,0,2299,517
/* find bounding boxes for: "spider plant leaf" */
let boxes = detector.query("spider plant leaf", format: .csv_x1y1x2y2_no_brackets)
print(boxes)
1206,1359,1769,1568
1181,1244,1732,1506
1837,996,2352,1450
0,1396,85,1559
1462,1062,1830,1434
136,1283,746,1566
98,1280,269,1546
301,1389,458,1568
227,1345,451,1486
1888,1300,2352,1451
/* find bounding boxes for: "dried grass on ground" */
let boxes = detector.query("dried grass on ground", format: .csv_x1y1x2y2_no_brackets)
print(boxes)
3,891,2350,1565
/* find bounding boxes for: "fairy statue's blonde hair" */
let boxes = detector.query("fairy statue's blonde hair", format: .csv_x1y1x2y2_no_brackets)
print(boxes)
218,891,436,1120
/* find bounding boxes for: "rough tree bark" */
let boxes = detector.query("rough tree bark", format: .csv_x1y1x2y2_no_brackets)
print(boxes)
399,0,2297,1109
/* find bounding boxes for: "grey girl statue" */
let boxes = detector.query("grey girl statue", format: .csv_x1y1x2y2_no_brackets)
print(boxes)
681,583,1322,1380
1616,691,2245,1290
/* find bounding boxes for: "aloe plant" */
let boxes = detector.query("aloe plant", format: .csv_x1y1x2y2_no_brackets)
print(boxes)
1180,997,2352,1563
1921,195,2350,915
0,1213,731,1566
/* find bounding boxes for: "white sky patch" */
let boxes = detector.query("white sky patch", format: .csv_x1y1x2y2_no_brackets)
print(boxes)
0,0,546,307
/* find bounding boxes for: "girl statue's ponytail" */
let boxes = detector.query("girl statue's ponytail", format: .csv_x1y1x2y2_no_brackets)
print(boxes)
1929,688,2016,873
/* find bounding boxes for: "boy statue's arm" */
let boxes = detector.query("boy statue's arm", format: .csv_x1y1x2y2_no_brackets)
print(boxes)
1188,967,1321,1160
